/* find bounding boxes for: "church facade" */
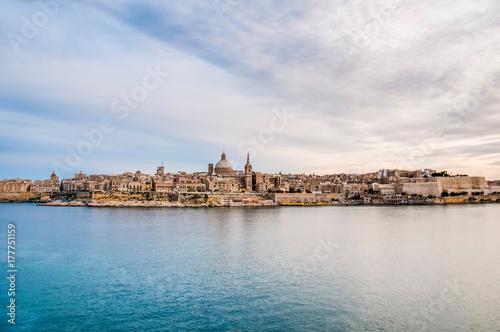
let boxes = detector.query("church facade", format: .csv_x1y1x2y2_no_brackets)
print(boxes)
207,151,257,192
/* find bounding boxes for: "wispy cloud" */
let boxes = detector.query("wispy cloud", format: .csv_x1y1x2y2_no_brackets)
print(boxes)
1,0,499,180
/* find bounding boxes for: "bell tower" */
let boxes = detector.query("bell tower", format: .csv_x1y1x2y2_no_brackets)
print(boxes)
245,152,253,191
156,161,165,176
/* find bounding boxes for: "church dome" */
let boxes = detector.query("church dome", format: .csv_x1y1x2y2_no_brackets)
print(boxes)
214,152,233,174
215,159,232,169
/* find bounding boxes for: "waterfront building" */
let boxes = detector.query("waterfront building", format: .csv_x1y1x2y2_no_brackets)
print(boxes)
30,172,60,193
207,177,241,192
174,173,206,192
0,178,32,193
153,179,174,192
207,151,257,192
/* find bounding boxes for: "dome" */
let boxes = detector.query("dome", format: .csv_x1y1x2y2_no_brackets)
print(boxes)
214,152,233,174
215,159,232,169
215,152,232,169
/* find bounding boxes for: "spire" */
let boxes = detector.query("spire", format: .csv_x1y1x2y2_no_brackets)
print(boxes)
221,151,226,160
245,151,252,174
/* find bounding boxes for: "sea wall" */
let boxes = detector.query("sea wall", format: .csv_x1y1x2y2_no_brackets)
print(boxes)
195,193,264,206
91,191,175,202
0,192,47,202
442,196,470,204
271,193,343,203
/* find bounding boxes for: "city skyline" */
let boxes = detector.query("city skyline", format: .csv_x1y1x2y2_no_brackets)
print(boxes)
1,1,500,180
1,148,495,182
3,148,498,206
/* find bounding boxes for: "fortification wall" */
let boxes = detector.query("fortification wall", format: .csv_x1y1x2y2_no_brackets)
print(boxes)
485,186,500,194
437,177,487,191
442,196,470,204
0,192,41,202
401,183,440,196
90,191,177,202
205,193,261,200
272,193,342,203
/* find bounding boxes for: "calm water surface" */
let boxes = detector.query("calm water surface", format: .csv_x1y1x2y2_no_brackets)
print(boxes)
0,203,499,331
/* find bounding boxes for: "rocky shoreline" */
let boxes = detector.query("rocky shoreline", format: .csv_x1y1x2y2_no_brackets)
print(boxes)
39,200,277,208
3,191,499,207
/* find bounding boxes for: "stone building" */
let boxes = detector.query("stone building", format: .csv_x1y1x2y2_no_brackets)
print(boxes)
0,178,32,193
153,179,174,192
174,173,206,192
207,177,241,192
207,151,255,192
30,172,60,193
156,163,165,176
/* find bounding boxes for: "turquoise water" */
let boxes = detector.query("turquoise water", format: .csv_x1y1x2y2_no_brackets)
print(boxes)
0,203,499,331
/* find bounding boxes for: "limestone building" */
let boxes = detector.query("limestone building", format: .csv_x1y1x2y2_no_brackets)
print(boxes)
0,178,32,193
208,151,256,192
30,172,60,193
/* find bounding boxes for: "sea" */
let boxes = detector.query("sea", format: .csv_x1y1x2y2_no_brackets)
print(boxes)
0,203,499,331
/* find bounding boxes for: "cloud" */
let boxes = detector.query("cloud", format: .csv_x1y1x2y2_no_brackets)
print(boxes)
0,0,499,180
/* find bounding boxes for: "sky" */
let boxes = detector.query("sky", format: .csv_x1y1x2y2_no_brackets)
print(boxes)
1,0,500,181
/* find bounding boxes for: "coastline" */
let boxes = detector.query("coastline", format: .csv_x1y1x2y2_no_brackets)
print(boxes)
2,192,499,207
34,199,500,208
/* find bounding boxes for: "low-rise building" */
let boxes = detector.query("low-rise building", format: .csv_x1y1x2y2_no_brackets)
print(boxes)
30,172,60,193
